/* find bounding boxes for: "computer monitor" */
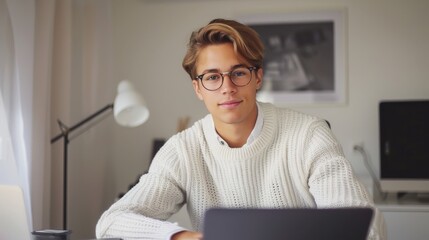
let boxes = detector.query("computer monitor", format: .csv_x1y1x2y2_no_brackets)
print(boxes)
379,100,429,193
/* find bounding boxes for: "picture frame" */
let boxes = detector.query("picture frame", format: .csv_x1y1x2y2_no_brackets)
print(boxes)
240,9,347,106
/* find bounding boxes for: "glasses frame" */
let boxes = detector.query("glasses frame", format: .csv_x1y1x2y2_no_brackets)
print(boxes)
195,66,259,91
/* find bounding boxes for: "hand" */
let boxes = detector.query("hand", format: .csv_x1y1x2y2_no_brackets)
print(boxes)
171,230,203,240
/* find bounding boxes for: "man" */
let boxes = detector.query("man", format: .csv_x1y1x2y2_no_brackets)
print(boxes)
96,18,385,240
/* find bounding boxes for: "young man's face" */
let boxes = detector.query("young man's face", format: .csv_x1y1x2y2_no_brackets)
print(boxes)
192,43,263,128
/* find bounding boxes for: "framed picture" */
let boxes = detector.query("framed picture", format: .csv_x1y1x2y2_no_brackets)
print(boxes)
240,9,347,106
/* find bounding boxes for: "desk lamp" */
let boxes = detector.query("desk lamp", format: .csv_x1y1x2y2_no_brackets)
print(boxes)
51,80,149,230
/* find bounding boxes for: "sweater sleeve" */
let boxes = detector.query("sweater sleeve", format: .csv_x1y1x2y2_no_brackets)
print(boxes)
95,137,187,239
304,120,387,240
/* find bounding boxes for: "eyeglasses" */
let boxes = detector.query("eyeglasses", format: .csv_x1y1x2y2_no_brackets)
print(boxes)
195,66,259,91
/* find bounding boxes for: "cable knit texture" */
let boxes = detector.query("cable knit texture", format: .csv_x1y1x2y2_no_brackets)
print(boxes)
96,102,386,239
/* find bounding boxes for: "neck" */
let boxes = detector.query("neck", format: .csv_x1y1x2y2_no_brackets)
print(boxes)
214,106,258,148
217,125,250,148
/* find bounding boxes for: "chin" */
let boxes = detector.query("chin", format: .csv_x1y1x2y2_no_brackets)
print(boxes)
219,114,246,125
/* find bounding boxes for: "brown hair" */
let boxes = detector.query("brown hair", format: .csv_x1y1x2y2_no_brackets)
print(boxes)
182,18,264,79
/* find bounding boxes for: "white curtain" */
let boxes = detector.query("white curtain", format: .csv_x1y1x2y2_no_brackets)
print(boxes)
1,0,115,237
0,0,36,229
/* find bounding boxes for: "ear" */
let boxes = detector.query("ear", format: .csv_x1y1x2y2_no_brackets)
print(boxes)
192,80,204,100
255,68,263,90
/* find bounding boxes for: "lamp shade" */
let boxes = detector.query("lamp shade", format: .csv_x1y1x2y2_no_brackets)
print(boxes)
113,80,149,127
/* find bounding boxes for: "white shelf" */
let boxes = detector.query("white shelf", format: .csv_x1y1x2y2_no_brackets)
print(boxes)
374,193,429,240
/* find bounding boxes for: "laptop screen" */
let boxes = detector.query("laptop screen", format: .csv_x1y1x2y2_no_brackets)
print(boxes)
203,208,373,240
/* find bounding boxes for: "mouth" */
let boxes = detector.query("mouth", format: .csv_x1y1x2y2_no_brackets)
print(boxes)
218,100,242,108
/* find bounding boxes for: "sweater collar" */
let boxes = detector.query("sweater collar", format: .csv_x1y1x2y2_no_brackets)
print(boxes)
209,102,264,147
202,102,276,161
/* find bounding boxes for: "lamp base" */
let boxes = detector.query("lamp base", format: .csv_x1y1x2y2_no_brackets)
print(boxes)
32,229,71,240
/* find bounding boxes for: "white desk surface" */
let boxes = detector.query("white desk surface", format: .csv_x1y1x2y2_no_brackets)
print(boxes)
374,192,429,212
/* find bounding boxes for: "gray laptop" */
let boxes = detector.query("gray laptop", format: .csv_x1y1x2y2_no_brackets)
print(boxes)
203,207,373,240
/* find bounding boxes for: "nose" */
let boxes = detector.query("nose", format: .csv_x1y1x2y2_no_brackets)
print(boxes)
221,74,237,94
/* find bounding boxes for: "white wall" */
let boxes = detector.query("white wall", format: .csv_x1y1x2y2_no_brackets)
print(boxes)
101,0,429,230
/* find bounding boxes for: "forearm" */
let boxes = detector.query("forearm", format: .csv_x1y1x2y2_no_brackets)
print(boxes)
96,210,186,239
95,172,186,239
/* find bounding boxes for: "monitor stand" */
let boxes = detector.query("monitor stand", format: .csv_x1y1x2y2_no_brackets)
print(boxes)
393,192,429,203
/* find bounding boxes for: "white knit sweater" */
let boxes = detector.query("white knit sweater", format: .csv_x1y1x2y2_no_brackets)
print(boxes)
96,102,385,239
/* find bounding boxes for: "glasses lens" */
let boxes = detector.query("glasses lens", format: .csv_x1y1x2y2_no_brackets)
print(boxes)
231,67,252,86
202,73,222,90
199,67,254,91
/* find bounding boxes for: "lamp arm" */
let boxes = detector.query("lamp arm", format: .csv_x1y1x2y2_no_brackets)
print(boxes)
51,103,114,143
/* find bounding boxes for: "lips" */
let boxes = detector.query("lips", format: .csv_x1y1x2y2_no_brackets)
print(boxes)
219,100,242,108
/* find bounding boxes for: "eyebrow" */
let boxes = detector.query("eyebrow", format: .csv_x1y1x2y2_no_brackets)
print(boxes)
200,64,246,75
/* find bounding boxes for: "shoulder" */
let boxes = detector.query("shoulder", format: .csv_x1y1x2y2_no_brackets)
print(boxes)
147,118,206,183
154,114,211,165
258,102,328,133
171,114,210,144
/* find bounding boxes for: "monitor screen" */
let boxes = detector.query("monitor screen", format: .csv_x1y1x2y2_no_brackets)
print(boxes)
379,100,429,193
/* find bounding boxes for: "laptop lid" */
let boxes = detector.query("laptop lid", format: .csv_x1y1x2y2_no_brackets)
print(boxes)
0,184,32,240
203,208,373,240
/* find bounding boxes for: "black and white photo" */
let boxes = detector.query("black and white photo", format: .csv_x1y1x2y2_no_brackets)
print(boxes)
241,9,347,105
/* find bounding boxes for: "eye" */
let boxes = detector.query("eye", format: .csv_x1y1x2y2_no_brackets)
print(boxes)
231,69,248,77
204,73,221,81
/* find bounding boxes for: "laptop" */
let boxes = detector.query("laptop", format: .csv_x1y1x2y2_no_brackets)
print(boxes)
203,207,373,240
0,184,32,240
